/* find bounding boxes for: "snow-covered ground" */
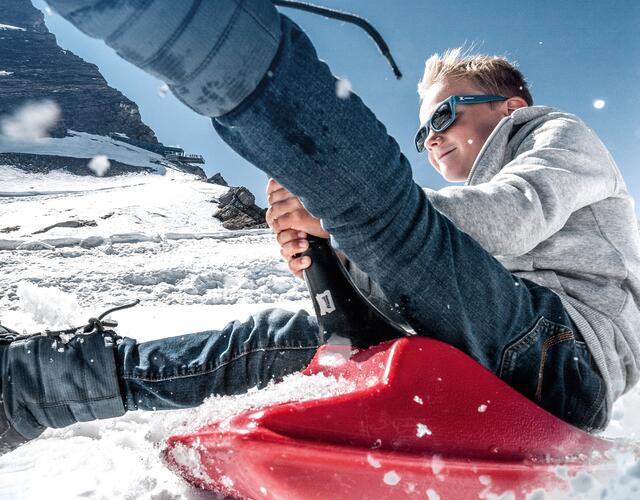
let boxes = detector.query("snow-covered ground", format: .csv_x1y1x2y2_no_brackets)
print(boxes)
1,161,640,499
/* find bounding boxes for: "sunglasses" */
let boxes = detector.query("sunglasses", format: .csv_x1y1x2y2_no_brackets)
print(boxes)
414,95,507,153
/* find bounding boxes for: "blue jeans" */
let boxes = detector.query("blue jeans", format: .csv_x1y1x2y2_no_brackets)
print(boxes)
5,0,606,437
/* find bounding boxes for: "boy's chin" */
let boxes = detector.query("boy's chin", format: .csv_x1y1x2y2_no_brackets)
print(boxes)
439,165,468,183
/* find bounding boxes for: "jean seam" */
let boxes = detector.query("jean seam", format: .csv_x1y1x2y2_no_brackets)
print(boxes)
102,0,155,47
121,344,320,382
27,394,124,408
138,0,204,72
498,316,546,379
534,330,575,401
584,360,605,430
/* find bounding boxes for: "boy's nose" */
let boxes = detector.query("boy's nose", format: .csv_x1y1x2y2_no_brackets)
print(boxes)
426,130,444,150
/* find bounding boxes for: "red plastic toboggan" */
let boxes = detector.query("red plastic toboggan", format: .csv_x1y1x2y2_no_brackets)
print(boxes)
164,337,623,499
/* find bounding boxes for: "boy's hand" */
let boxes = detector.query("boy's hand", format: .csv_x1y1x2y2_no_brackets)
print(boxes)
266,179,329,279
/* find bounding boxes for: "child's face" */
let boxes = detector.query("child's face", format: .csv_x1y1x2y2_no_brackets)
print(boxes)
418,79,508,182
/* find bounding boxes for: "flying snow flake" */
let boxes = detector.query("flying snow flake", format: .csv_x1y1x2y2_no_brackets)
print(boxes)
336,78,352,99
467,139,474,144
158,83,170,97
1,100,61,140
538,41,544,45
426,488,441,500
478,404,488,413
593,99,606,109
479,474,492,485
431,454,444,475
88,155,111,176
416,423,432,437
413,395,423,405
383,470,401,486
260,486,268,495
366,454,382,468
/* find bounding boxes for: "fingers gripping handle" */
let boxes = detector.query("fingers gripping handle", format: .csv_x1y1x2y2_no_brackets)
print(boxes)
300,236,409,348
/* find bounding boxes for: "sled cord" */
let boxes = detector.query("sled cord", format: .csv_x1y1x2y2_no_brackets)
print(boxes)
273,0,402,79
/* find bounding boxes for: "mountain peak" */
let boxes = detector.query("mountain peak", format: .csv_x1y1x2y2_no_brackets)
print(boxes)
0,0,48,33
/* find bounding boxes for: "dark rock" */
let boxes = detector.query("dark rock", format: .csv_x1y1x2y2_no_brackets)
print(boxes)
170,159,207,180
214,186,267,230
0,0,158,143
0,225,20,233
33,219,97,234
0,152,155,176
219,186,255,207
207,173,229,186
0,0,47,33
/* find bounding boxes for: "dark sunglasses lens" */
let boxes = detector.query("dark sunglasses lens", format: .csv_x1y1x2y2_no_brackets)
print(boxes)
415,127,428,152
431,102,453,131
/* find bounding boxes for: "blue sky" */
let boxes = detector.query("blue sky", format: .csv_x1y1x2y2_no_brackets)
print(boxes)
35,0,639,211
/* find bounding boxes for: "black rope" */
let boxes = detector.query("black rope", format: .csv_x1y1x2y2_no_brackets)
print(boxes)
2,299,141,343
272,0,402,79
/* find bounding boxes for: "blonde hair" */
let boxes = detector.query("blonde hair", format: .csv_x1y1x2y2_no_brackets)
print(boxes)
417,48,533,105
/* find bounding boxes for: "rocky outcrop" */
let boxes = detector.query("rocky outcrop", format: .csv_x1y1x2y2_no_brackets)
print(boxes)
207,173,229,186
0,0,158,143
213,186,268,230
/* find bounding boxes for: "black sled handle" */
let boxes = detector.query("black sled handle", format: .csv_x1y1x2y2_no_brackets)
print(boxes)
300,236,409,348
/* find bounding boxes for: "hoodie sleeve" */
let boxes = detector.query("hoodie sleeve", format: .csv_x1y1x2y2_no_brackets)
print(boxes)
424,115,618,257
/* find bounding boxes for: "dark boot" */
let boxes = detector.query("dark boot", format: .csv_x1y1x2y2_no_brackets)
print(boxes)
1,324,31,455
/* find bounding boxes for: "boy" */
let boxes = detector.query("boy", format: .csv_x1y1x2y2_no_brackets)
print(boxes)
1,0,639,454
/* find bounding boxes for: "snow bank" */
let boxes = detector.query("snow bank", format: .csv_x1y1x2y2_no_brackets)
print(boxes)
0,130,166,172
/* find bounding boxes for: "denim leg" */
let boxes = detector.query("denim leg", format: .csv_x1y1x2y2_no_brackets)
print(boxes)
116,309,321,411
2,331,125,439
211,18,608,429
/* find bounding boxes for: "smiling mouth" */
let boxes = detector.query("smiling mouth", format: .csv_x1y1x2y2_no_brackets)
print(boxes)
438,148,456,161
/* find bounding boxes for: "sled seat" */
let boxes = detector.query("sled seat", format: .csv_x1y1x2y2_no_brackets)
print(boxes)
164,336,619,499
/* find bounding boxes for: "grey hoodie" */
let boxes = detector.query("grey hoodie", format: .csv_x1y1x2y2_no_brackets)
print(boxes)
423,106,640,413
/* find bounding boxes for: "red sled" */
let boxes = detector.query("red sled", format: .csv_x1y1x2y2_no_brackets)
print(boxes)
163,336,627,499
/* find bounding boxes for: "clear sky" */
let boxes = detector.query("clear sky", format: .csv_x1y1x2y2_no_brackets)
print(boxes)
34,0,639,212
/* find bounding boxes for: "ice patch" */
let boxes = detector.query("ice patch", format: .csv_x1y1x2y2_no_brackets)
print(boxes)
1,100,60,141
88,155,111,176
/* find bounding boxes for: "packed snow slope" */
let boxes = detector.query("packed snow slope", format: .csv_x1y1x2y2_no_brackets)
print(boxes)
0,162,639,499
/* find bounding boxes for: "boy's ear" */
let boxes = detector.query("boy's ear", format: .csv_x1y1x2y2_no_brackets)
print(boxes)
504,96,529,116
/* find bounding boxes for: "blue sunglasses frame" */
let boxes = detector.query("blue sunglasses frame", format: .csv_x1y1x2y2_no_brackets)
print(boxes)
414,95,507,153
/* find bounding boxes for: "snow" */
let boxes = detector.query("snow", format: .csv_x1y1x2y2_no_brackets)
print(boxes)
0,24,25,31
593,99,606,109
0,130,166,172
0,71,13,76
383,470,401,486
0,100,60,140
88,154,111,176
1,164,640,498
